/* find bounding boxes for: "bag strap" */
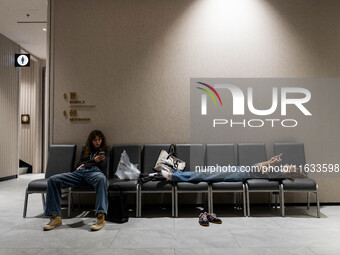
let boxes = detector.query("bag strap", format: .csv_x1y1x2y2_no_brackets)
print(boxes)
168,144,176,157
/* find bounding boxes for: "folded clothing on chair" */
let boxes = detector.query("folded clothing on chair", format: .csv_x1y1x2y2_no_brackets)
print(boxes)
138,172,166,183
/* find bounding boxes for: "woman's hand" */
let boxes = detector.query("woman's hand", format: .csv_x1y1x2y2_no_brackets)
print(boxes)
94,155,105,162
76,164,84,170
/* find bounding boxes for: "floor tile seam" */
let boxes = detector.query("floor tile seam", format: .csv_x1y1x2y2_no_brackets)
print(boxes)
0,228,16,237
229,227,340,232
105,227,175,230
307,247,320,255
229,227,287,232
229,244,328,249
108,228,121,248
0,248,42,254
111,244,242,249
109,244,178,250
44,247,174,250
271,227,338,230
173,247,317,251
228,228,242,248
0,248,111,250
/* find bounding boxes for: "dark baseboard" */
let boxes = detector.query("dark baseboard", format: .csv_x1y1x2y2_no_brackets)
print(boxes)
0,175,18,182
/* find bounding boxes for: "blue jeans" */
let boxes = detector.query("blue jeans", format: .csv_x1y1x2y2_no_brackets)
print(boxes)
45,166,109,216
170,166,267,182
171,170,243,182
170,166,305,182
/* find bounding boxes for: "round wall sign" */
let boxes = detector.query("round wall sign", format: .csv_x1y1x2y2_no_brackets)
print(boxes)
15,54,30,67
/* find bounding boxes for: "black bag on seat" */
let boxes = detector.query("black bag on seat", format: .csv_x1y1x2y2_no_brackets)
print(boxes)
106,193,129,223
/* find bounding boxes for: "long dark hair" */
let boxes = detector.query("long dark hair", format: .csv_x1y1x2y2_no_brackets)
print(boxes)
84,130,107,157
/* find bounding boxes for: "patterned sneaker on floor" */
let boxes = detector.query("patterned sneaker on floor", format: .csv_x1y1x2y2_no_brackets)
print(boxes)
207,213,222,224
198,212,209,227
43,215,62,231
90,213,105,231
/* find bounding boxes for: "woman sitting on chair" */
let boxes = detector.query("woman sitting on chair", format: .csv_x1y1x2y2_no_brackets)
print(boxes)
43,130,109,231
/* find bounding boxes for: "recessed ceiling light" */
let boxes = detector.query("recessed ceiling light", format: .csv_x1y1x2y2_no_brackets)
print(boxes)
43,28,47,31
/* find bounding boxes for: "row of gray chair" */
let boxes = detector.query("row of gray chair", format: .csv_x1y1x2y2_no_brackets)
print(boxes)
23,143,320,218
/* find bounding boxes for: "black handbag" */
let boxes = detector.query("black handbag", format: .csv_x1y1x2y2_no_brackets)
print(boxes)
106,193,129,223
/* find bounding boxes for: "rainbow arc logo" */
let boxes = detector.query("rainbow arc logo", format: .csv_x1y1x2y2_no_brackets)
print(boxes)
196,82,223,106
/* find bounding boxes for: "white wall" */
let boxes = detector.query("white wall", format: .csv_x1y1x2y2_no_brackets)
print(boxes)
0,33,20,179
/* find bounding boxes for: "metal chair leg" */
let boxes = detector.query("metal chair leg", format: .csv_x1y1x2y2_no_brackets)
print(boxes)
280,184,285,217
68,188,71,217
316,185,320,218
238,193,242,210
41,193,46,210
206,191,210,214
275,192,278,209
242,185,247,217
160,193,164,206
209,185,213,214
235,193,240,210
307,192,311,210
172,185,175,217
136,184,139,218
23,189,29,218
175,184,178,217
78,193,81,210
233,192,237,210
235,193,239,210
268,192,272,208
246,184,250,217
138,187,142,218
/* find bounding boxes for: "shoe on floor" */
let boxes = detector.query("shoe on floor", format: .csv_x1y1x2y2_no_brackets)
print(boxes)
90,213,105,231
43,215,62,231
207,213,222,224
198,212,209,227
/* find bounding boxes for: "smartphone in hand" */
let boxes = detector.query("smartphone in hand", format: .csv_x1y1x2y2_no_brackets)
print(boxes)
99,151,105,159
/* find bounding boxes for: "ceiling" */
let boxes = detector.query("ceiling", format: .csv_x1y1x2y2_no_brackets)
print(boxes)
0,0,47,60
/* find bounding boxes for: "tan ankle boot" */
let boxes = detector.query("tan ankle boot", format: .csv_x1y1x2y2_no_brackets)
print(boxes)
43,215,62,231
90,213,105,231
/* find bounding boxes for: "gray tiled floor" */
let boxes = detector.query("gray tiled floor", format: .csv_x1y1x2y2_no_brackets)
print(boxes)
0,174,339,255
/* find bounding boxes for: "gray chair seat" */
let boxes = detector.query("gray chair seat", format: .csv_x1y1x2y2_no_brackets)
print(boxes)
246,179,279,190
109,179,138,191
27,179,48,192
141,181,172,191
212,181,243,190
177,182,208,191
282,178,316,191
